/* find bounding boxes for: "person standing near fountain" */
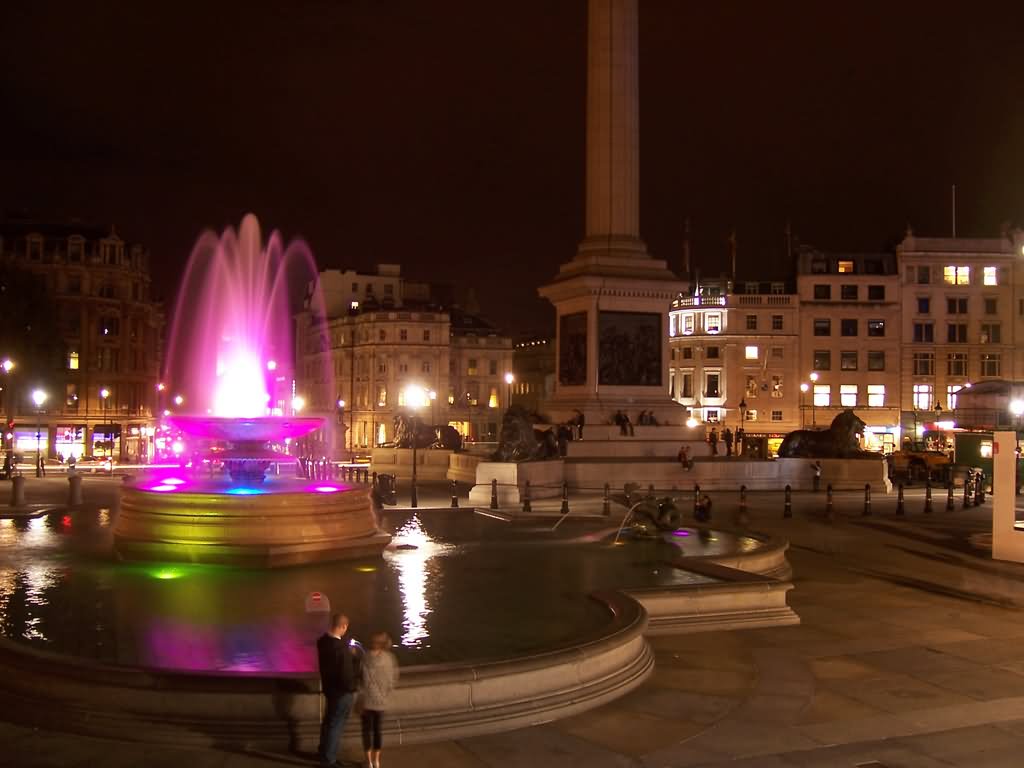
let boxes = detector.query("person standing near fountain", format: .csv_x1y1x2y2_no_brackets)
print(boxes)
358,632,400,768
317,613,358,768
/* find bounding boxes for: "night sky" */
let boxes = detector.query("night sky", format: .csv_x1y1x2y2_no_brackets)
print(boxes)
3,1,1023,335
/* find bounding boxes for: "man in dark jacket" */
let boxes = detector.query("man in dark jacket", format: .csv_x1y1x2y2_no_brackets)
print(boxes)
317,613,357,767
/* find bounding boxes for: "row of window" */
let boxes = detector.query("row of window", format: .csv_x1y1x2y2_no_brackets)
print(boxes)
912,322,1001,343
812,284,887,301
374,328,432,342
911,384,968,410
814,319,886,337
906,264,1002,286
911,352,1001,377
700,408,787,423
352,382,503,409
812,350,886,371
672,371,785,400
809,384,887,408
672,345,787,362
915,296,999,315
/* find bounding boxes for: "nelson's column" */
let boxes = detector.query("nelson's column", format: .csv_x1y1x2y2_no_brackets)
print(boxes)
539,0,685,425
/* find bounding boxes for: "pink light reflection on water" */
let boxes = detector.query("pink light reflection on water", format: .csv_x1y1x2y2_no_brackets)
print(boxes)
149,484,178,492
142,618,314,673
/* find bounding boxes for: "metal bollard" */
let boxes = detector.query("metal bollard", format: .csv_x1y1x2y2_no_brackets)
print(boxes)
410,475,418,509
560,481,570,515
694,483,701,517
896,483,905,515
603,482,611,516
522,480,532,513
647,483,655,499
826,483,834,522
924,479,932,514
9,475,25,508
863,483,872,516
736,484,749,527
975,472,984,506
947,481,955,511
490,478,498,510
450,479,459,508
963,471,972,509
68,474,83,507
783,484,792,518
372,471,378,489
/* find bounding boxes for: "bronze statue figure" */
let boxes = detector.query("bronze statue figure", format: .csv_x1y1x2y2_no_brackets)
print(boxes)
777,409,870,458
492,407,559,462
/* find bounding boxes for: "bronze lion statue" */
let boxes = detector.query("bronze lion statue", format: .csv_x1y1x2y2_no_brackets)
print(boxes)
384,414,463,451
492,407,559,462
777,409,870,458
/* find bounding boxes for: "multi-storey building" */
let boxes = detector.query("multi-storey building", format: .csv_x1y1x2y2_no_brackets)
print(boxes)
896,232,1024,440
795,249,901,451
510,336,555,415
668,278,800,456
0,219,164,461
296,269,512,454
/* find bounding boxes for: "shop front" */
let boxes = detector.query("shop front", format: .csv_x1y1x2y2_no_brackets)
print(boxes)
92,425,121,459
55,425,86,460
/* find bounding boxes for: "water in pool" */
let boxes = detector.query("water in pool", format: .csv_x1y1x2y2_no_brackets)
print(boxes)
0,507,761,672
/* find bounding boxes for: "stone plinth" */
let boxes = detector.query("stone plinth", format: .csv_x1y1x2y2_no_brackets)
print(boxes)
991,430,1024,563
682,457,891,492
370,448,453,481
469,460,565,506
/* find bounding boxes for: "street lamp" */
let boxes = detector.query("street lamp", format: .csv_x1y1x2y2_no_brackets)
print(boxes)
504,372,514,411
173,394,184,407
737,398,748,457
336,398,347,458
31,388,46,477
99,387,111,457
1010,399,1024,432
1,359,14,452
403,385,430,508
800,382,809,428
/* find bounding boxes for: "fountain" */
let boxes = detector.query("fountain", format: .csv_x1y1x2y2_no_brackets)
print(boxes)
113,215,390,566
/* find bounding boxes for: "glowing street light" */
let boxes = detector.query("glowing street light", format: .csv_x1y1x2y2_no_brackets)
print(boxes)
504,372,514,410
156,382,166,392
1,359,14,373
173,394,184,407
266,360,277,371
402,384,432,508
807,373,819,426
1010,400,1024,417
31,389,46,477
291,395,306,413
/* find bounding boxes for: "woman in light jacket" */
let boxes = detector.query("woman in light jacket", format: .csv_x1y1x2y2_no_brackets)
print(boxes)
359,632,400,768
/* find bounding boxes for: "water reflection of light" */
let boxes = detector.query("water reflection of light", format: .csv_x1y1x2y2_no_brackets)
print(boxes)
98,509,111,527
383,515,454,648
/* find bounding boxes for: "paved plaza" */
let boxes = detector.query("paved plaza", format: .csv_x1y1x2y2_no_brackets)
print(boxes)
3,478,1024,767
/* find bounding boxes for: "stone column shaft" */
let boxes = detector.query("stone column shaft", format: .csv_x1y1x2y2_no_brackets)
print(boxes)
585,0,640,242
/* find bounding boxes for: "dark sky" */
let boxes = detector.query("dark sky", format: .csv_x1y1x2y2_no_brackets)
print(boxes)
3,1,1023,335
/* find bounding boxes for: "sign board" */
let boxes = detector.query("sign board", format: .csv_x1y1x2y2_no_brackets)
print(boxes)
305,591,331,613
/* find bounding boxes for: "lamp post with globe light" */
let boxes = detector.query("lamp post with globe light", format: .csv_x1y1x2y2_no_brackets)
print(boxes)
809,372,820,426
800,382,809,428
31,389,46,477
504,372,514,412
1010,399,1024,431
1,359,14,453
403,385,430,508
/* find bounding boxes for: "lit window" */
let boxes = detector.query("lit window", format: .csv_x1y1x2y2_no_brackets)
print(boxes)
378,387,387,407
771,375,783,398
840,384,857,407
488,387,499,408
745,375,758,397
683,313,694,334
913,383,933,410
837,260,854,273
813,384,830,407
980,441,993,459
67,351,79,370
943,265,970,285
744,345,758,360
984,266,997,286
350,301,359,310
867,385,885,407
946,384,962,410
705,312,721,334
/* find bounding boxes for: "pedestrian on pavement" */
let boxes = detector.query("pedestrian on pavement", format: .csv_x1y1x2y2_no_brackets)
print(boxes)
709,428,719,456
623,413,635,436
695,493,713,522
812,460,822,492
677,444,690,469
358,632,400,768
574,410,585,440
723,427,734,457
317,613,358,768
735,427,745,456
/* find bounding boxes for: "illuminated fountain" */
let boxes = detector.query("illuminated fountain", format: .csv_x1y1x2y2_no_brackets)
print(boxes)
113,215,390,566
